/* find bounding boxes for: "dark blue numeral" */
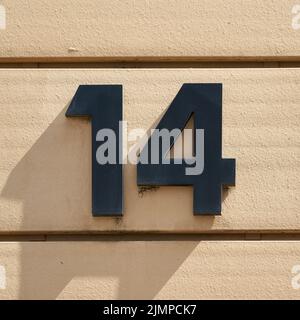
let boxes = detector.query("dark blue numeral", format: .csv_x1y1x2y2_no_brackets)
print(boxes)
137,84,235,215
66,85,123,216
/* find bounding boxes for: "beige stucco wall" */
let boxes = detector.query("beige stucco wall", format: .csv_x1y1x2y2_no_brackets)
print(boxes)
0,69,299,232
0,0,299,60
0,1,299,300
0,241,299,300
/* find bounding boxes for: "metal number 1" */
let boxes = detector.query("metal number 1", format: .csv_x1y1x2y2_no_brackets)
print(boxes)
66,85,123,216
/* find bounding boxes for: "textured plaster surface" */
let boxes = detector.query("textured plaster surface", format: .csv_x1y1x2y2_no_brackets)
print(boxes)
0,0,299,60
0,69,299,232
0,241,299,299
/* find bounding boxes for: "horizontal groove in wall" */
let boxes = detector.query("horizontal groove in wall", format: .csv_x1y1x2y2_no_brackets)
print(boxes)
0,233,300,242
0,56,300,64
1,61,300,69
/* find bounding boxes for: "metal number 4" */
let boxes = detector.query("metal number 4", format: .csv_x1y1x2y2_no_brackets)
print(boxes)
138,84,235,215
